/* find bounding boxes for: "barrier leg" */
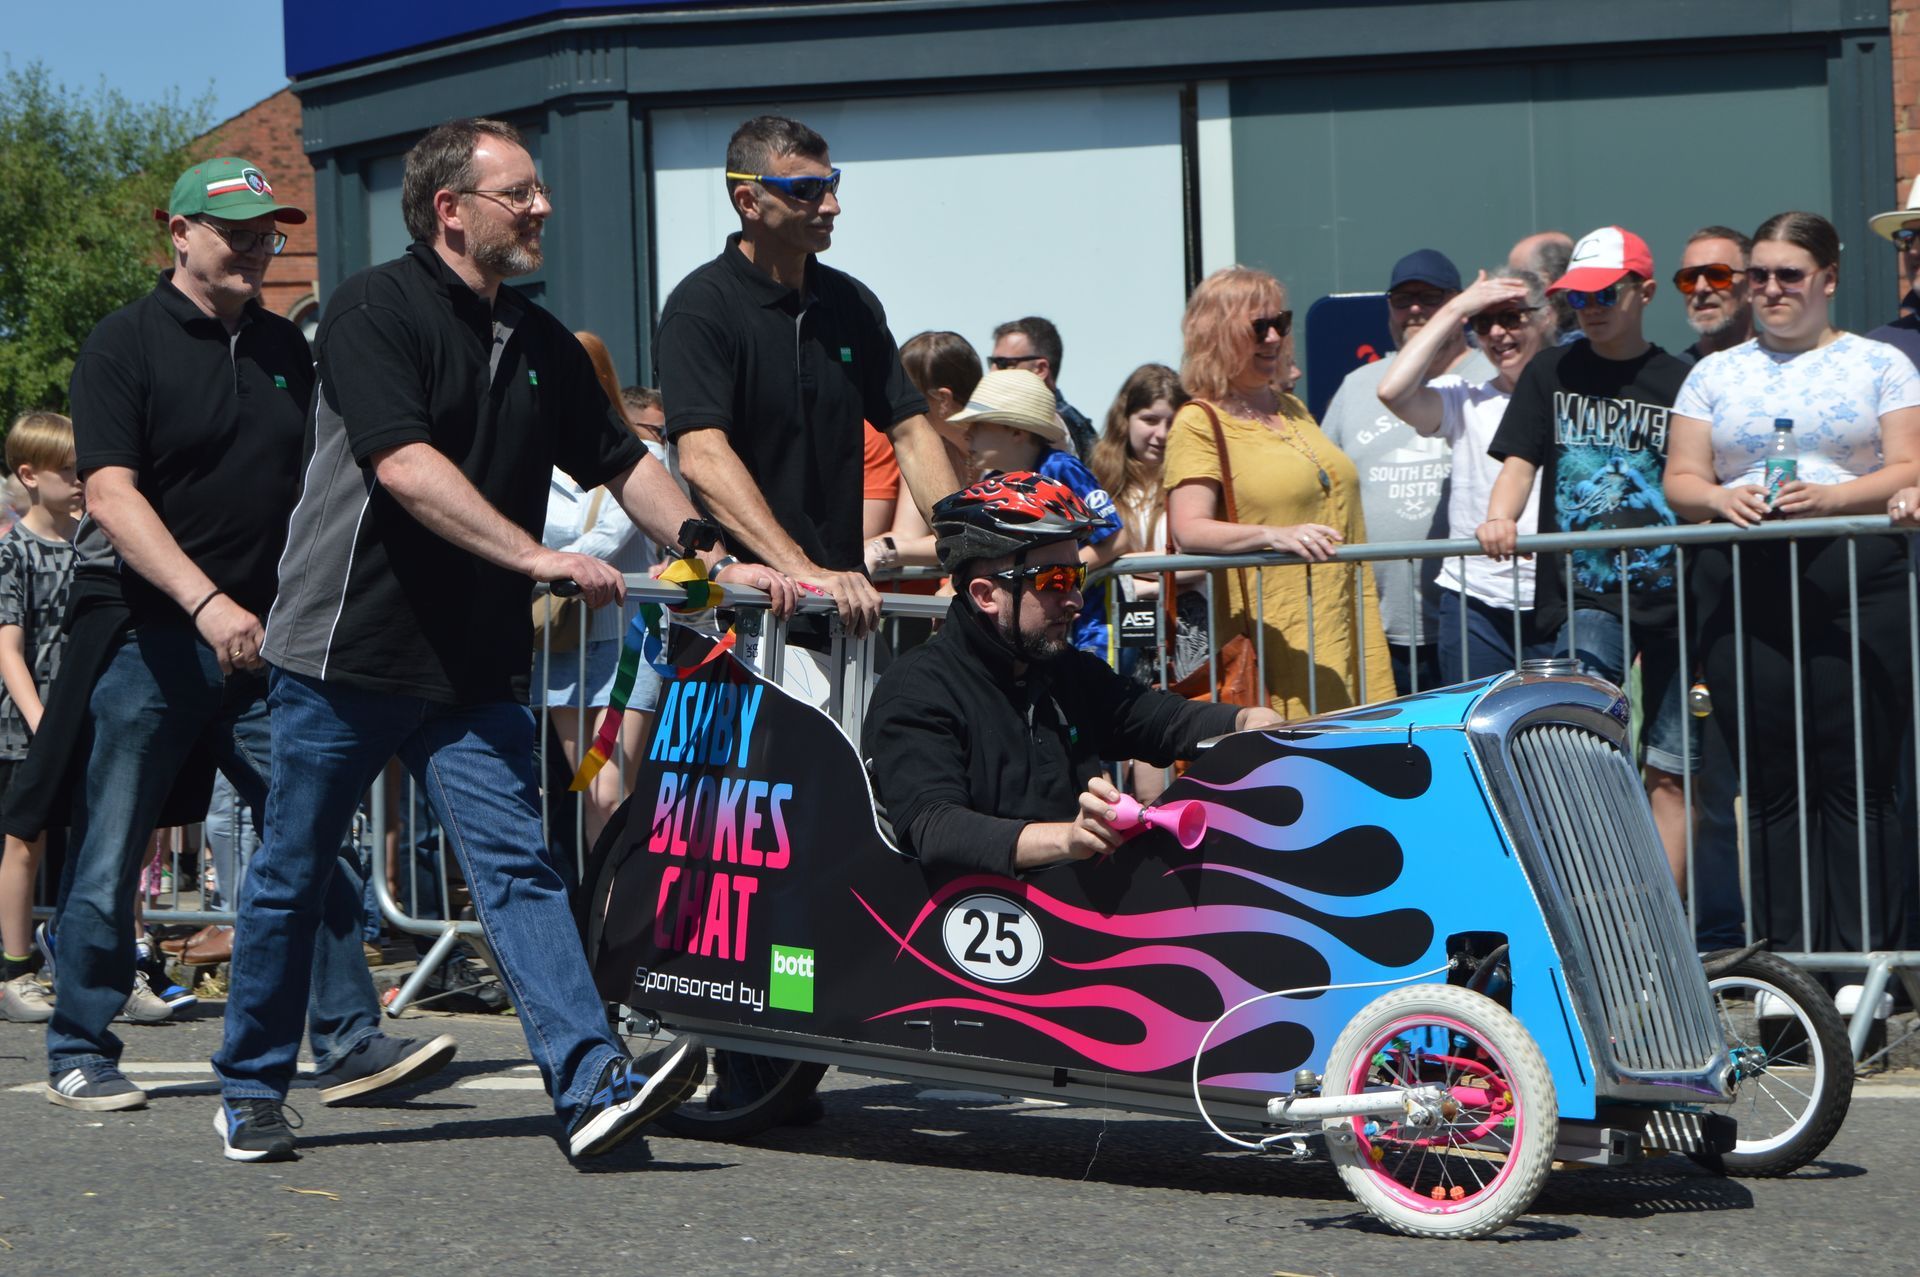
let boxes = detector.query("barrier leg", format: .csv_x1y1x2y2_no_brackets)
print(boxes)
1847,957,1894,1060
381,924,464,1018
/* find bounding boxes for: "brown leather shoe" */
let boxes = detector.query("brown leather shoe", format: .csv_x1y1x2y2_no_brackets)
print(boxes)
179,924,234,966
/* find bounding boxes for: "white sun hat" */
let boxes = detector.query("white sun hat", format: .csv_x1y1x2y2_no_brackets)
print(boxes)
1869,176,1920,241
946,368,1070,449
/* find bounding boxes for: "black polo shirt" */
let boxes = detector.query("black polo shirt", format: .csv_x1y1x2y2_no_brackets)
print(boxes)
655,233,927,570
68,272,313,622
262,241,645,703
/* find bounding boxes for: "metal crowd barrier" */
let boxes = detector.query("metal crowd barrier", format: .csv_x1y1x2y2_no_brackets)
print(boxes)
1097,513,1920,1062
53,525,1918,1059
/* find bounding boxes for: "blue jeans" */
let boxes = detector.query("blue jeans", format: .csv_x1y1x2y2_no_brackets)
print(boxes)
203,771,257,911
1388,641,1442,697
1435,590,1557,685
46,625,380,1076
214,669,623,1122
1555,608,1696,775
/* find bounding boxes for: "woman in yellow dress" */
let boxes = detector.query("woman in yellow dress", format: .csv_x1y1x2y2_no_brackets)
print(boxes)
1165,266,1393,718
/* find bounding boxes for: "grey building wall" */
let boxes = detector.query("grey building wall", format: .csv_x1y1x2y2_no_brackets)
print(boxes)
292,0,1895,388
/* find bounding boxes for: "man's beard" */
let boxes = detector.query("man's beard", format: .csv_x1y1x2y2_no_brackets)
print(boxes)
471,219,542,277
1686,302,1740,338
1002,612,1071,662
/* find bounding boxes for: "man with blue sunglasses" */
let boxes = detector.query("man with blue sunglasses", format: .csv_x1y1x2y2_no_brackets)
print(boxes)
657,115,960,676
1477,225,1698,895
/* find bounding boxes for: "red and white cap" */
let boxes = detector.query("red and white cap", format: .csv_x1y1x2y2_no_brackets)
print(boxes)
1548,226,1654,293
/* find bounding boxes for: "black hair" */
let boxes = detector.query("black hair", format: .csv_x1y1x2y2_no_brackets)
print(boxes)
725,115,829,193
992,316,1064,373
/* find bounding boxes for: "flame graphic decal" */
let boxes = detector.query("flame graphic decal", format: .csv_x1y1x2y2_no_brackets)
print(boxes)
853,735,1440,1085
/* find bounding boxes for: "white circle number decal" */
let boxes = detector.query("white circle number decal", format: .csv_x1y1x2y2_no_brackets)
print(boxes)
941,894,1043,984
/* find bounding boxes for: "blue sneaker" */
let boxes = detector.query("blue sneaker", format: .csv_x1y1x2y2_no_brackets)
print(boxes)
566,1036,705,1160
216,1098,301,1162
135,937,197,1011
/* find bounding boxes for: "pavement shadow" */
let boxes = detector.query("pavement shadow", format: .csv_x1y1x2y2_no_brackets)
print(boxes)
298,1110,739,1175
1299,1211,1582,1241
671,1080,1361,1204
1529,1161,1754,1221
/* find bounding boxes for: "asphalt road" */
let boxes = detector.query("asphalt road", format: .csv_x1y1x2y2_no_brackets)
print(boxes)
2,1006,1915,1276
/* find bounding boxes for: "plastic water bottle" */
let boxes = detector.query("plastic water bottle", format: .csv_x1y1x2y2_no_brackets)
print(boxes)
1764,418,1797,509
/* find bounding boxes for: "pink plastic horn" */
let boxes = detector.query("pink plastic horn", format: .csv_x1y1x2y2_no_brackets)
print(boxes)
1109,795,1208,850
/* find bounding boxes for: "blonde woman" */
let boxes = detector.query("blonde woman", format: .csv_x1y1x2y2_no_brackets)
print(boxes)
1165,267,1392,717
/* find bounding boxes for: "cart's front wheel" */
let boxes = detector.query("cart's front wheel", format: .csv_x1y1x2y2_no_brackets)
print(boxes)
1693,949,1852,1177
1321,984,1558,1240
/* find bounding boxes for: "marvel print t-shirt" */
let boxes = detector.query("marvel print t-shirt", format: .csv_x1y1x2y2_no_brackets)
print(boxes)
1489,340,1692,633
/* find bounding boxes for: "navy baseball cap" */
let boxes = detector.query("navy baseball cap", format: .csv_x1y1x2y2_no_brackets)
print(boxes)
1388,249,1462,293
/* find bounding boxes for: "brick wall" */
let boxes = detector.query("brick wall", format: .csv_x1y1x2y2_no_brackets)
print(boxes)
1900,1,1920,194
198,88,318,322
1895,0,1920,292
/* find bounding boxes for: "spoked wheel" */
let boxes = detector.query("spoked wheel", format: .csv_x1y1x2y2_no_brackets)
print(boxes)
624,1022,827,1141
1322,984,1557,1240
1693,949,1852,1177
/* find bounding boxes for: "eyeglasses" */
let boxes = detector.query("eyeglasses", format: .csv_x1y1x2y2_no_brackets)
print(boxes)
1564,285,1622,310
195,218,287,256
1468,307,1539,335
459,181,552,212
725,168,843,202
988,354,1043,371
1388,289,1451,311
1672,264,1739,294
1746,266,1811,288
1250,311,1294,341
988,562,1087,593
1894,228,1920,246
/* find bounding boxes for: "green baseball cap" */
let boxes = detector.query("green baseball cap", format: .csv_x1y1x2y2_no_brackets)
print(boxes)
152,156,307,225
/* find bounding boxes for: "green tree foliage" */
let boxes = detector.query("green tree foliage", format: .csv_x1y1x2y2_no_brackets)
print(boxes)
0,61,214,424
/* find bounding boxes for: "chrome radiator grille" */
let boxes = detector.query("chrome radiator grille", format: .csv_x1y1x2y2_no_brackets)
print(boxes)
1506,723,1720,1074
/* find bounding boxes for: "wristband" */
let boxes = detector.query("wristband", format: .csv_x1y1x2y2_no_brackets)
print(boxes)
709,555,741,578
189,589,223,622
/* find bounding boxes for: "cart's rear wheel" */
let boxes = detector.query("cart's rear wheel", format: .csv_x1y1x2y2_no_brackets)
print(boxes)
623,1026,827,1141
1321,984,1557,1240
1692,949,1852,1177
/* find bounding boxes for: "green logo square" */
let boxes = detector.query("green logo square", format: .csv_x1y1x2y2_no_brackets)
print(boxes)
769,944,814,1012
838,346,853,363
273,374,288,389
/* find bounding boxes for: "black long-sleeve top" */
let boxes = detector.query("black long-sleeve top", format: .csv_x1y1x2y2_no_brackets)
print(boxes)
862,597,1242,876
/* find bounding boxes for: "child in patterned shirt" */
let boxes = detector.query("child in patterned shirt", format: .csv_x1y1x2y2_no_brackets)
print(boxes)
0,412,79,1022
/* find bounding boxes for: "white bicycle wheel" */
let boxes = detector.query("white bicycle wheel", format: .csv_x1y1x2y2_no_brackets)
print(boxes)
1321,984,1558,1240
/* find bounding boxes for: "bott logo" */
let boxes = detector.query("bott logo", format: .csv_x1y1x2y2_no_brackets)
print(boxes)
769,944,814,1013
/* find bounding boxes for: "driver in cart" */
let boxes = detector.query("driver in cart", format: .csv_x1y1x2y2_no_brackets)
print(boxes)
863,471,1284,873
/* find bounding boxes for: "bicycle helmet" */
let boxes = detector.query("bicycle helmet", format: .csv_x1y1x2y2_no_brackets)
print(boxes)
933,471,1100,572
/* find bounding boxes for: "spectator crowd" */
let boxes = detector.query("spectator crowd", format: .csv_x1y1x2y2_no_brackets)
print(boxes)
3,109,1919,1161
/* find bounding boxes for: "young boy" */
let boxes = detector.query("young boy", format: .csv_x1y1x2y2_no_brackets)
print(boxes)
0,412,80,1022
949,369,1123,654
1477,226,1697,891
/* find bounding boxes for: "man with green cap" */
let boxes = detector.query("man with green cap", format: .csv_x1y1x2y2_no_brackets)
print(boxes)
42,157,456,1114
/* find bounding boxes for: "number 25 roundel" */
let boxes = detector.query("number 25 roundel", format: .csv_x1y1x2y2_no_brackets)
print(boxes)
940,894,1043,984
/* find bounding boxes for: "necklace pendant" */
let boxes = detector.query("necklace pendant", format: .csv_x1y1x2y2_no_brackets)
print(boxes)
1317,466,1331,494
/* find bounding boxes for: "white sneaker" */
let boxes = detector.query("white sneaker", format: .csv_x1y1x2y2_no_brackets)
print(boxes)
0,973,53,1023
115,971,174,1024
1834,984,1893,1020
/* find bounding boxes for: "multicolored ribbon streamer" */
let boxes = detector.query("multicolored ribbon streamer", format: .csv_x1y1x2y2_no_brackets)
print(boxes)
567,557,733,792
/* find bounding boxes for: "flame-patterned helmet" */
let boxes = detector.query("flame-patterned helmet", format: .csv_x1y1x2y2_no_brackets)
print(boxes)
932,471,1100,572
